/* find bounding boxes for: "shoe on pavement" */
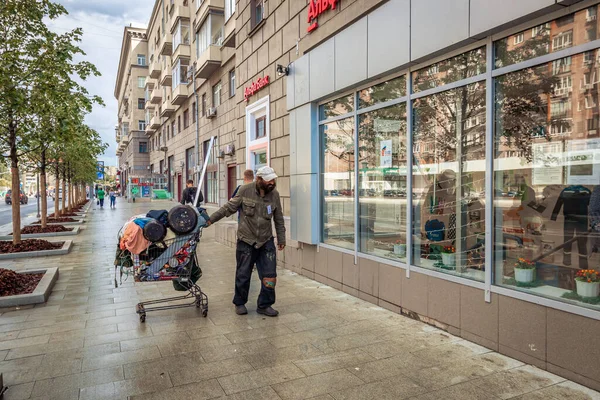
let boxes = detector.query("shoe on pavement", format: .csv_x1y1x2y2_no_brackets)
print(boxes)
235,305,248,315
257,306,279,317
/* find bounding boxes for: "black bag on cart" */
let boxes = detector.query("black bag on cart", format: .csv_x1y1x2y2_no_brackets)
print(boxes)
168,205,198,235
172,257,203,291
146,209,169,226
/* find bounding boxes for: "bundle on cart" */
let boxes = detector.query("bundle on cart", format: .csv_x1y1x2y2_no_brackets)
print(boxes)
113,205,210,322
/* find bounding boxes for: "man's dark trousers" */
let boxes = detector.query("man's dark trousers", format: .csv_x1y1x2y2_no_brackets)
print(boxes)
233,237,277,309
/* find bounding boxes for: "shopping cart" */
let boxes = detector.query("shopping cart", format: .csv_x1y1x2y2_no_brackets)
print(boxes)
114,225,208,323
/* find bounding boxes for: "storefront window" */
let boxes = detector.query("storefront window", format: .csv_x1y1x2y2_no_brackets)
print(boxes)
320,94,354,119
495,8,600,68
412,47,486,92
358,76,406,108
322,117,355,250
412,82,486,281
358,103,408,259
494,51,600,309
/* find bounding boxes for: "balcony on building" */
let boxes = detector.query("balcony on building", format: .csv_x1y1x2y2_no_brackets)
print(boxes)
160,98,175,118
160,69,172,87
149,114,161,130
171,59,191,106
223,0,235,48
171,19,191,64
149,56,161,79
150,87,163,104
195,13,224,79
160,32,173,56
195,0,224,30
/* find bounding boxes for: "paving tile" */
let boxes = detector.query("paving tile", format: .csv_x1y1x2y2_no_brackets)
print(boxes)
268,328,336,349
112,373,174,398
119,331,188,352
213,386,283,400
48,323,118,342
470,365,566,399
0,335,50,351
244,343,324,369
271,369,364,400
293,348,375,376
170,357,255,387
187,323,252,340
330,373,426,400
33,356,82,380
129,378,225,400
31,366,124,398
511,380,600,400
5,337,84,361
123,351,205,380
81,346,162,371
200,340,273,363
1,381,34,400
158,334,231,357
408,381,500,400
224,325,293,344
217,363,306,394
83,325,153,347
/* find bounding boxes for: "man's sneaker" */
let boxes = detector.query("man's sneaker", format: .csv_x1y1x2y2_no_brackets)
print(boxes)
235,305,248,315
257,306,279,317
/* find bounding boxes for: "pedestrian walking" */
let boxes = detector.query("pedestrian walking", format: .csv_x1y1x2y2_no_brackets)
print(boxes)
205,166,285,317
109,188,116,208
181,179,204,207
97,187,105,208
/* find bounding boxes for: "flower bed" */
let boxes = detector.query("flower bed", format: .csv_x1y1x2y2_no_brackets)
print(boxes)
0,239,64,254
34,217,78,224
20,225,74,235
0,268,44,297
48,212,81,217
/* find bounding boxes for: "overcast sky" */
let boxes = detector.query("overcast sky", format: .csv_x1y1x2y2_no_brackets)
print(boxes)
48,0,154,167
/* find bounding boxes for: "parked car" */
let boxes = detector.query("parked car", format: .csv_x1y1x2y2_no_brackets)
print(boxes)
5,190,28,205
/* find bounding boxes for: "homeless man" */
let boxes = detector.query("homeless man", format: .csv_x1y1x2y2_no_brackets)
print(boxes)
205,166,285,317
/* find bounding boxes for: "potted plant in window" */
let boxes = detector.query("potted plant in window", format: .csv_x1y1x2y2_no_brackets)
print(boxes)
441,245,456,267
514,258,535,283
575,269,600,298
393,239,406,258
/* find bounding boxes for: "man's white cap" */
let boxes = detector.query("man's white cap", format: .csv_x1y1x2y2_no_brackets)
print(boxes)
256,166,278,181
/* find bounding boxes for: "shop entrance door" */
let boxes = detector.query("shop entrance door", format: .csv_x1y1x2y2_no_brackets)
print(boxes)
177,174,182,202
228,165,236,199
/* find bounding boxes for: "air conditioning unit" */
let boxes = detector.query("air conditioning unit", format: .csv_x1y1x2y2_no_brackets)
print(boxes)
225,144,235,155
206,107,217,119
587,14,597,22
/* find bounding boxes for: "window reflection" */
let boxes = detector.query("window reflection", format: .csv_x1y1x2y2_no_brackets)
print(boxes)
358,104,408,259
412,82,486,281
495,7,600,68
412,47,486,92
358,76,406,108
494,51,600,309
322,117,356,250
319,94,354,120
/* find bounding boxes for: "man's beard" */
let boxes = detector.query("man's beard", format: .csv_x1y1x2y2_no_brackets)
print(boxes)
259,180,276,194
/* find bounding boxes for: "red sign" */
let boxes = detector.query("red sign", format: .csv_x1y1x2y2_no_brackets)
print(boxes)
307,0,339,33
244,76,270,101
131,178,139,184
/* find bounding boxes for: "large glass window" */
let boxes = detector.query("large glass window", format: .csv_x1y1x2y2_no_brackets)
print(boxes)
358,103,408,259
196,13,224,56
494,51,600,310
412,82,486,281
173,20,190,50
322,117,355,250
172,58,190,89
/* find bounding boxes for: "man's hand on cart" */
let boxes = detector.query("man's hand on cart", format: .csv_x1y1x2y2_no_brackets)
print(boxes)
277,243,285,251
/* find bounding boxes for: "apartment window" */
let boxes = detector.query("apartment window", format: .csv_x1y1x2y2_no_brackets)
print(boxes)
184,109,189,128
196,14,224,56
552,30,573,51
584,50,595,65
229,70,236,97
138,120,146,131
171,120,176,136
173,20,190,50
138,77,146,88
178,115,181,133
251,0,265,29
172,58,190,89
202,93,206,116
192,102,196,123
213,82,221,107
583,71,596,86
531,23,550,37
588,115,599,131
552,57,572,74
255,116,266,139
186,147,195,181
588,5,598,21
555,75,572,95
225,0,236,20
513,33,524,45
585,95,596,109
122,122,129,137
137,54,146,66
137,98,145,110
139,142,148,153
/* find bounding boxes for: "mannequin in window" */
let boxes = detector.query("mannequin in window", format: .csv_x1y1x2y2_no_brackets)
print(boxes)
551,185,591,268
421,169,456,246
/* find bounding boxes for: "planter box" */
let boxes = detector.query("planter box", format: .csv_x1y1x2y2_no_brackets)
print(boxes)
31,220,84,226
0,267,58,307
0,227,80,240
515,267,535,283
576,280,600,298
0,240,72,260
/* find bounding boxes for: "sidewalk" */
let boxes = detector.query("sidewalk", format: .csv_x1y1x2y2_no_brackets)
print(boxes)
0,200,599,400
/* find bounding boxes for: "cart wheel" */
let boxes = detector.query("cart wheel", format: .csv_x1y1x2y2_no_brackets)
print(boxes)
202,309,208,318
139,313,146,323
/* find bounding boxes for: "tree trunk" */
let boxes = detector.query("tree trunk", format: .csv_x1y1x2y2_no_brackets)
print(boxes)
61,169,66,213
9,121,21,244
55,164,60,217
40,149,47,229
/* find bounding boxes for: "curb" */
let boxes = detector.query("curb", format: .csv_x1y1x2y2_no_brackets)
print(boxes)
0,240,72,260
30,220,85,226
0,267,59,307
0,226,81,240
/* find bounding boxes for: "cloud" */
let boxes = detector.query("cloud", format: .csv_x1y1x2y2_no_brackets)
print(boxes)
48,1,154,167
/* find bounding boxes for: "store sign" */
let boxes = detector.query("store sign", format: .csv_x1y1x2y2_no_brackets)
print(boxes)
307,0,339,33
244,76,270,101
380,140,392,168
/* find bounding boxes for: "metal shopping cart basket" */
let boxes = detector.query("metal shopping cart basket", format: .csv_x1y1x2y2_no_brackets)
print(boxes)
115,225,208,323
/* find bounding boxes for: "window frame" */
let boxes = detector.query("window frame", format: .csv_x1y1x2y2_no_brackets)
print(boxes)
229,69,236,98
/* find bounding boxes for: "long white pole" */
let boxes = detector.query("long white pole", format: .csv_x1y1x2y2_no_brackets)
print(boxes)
193,136,215,207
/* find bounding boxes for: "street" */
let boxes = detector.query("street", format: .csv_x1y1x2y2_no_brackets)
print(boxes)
0,197,55,226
